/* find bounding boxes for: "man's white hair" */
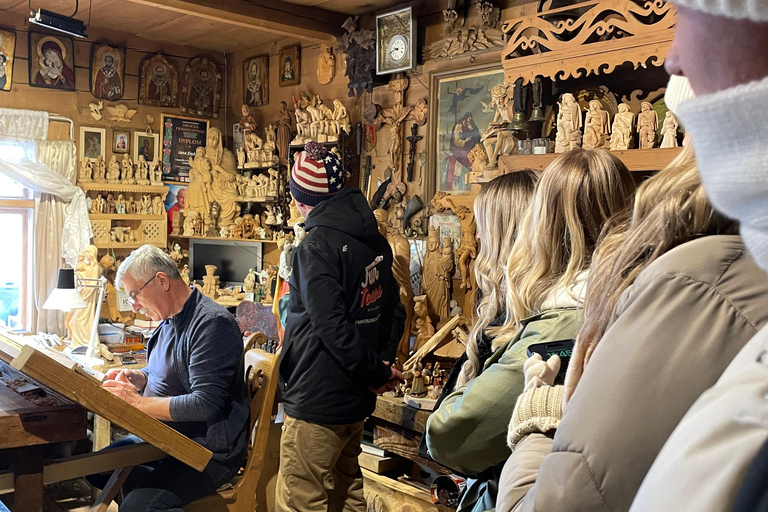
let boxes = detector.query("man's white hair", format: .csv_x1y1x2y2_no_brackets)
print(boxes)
116,244,181,290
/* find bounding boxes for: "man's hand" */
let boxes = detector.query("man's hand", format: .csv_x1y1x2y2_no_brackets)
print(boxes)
102,371,144,407
369,362,406,395
104,369,147,393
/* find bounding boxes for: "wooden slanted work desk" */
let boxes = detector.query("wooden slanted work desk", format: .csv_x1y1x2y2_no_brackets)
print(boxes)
0,343,213,512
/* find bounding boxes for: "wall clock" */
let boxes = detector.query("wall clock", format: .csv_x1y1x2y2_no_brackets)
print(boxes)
376,6,415,75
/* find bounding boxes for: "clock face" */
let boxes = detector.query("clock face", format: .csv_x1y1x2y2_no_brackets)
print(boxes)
388,35,408,64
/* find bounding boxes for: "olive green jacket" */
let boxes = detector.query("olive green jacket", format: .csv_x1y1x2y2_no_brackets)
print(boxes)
426,308,582,512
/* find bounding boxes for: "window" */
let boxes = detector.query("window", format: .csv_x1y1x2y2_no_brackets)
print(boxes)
0,141,35,331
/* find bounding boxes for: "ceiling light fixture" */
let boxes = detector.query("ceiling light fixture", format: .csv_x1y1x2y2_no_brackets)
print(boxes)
29,8,88,38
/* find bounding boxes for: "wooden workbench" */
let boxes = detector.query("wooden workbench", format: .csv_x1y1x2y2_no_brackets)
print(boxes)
0,360,87,512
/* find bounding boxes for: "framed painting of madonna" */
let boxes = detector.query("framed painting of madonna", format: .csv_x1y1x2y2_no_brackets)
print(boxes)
427,63,505,196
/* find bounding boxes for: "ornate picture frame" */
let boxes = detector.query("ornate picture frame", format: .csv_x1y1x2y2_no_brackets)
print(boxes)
427,62,505,196
113,129,130,154
278,45,300,87
28,32,75,91
180,57,222,118
243,54,268,106
79,126,106,161
0,29,16,92
139,53,178,107
90,44,125,101
132,131,160,165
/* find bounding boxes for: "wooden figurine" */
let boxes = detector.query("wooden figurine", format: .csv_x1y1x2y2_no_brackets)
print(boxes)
183,211,197,236
93,194,105,214
317,44,335,85
637,101,658,149
555,93,583,153
121,154,134,184
201,264,220,299
422,229,455,322
278,236,294,281
115,194,126,214
287,194,302,227
79,159,93,183
374,209,414,363
660,111,679,148
291,97,311,145
276,101,293,165
453,206,477,291
293,218,306,245
237,147,246,169
152,196,164,215
106,193,116,214
188,147,213,220
240,104,257,134
140,194,152,215
94,155,107,183
106,155,120,183
263,125,279,165
181,264,190,286
126,196,136,214
583,100,611,149
136,155,150,185
330,100,350,140
66,245,102,348
110,225,134,243
406,361,429,398
481,82,516,168
169,243,183,265
150,157,163,185
243,268,257,293
413,295,435,352
206,200,221,237
610,103,635,151
204,127,241,227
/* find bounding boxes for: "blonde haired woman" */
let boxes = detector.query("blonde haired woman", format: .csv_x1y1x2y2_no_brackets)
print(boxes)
427,150,633,512
496,147,768,512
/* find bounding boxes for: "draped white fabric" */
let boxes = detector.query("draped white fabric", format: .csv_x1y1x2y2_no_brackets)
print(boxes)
35,140,82,334
0,109,91,334
0,158,91,267
0,109,48,140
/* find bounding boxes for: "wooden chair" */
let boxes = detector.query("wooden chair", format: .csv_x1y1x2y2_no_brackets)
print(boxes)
186,347,280,512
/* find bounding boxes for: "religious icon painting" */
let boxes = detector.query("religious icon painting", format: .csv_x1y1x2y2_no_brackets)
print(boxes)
113,130,130,154
181,57,222,118
28,32,75,91
278,46,300,87
243,54,268,107
0,29,16,92
90,44,125,101
139,53,178,107
80,127,106,161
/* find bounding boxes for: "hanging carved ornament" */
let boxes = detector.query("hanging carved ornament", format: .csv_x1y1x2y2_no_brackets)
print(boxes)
423,0,505,60
337,16,376,98
501,0,675,84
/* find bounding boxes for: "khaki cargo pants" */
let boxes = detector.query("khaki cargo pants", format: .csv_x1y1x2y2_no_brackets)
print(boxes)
276,414,366,512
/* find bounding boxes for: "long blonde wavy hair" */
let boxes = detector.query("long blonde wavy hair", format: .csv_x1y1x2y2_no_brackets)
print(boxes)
455,170,539,389
563,145,738,404
497,149,635,342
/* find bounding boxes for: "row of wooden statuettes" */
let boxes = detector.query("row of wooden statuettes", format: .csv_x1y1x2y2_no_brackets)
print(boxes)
555,95,680,153
79,154,162,186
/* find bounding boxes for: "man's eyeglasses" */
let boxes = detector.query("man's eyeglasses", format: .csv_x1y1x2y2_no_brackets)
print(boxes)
127,273,157,305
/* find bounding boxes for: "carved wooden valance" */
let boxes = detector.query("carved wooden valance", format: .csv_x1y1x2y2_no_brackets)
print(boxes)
501,0,676,84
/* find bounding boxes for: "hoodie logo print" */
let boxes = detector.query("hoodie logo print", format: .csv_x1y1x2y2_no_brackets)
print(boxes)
360,255,384,307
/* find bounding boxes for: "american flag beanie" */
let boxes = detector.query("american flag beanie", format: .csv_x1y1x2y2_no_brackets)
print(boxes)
289,141,345,207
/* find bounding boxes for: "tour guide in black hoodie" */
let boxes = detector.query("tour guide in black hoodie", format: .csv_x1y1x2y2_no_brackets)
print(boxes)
277,142,406,512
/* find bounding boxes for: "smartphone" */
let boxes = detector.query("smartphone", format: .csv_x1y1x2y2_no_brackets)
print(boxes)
525,339,575,385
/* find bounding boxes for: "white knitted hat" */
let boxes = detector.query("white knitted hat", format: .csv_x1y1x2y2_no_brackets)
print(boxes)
665,75,695,114
673,0,768,22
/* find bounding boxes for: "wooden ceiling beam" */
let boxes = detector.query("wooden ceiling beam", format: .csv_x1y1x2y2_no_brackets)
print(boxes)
122,0,346,44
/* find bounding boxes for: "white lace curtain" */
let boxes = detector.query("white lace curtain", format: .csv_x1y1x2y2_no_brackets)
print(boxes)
0,108,92,334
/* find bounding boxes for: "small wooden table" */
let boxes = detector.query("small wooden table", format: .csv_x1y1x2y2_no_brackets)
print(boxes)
0,360,87,512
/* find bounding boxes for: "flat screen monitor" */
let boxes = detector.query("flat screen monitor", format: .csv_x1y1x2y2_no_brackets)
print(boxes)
188,238,263,287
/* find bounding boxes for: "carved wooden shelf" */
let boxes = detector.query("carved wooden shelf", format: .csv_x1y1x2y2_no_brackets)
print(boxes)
501,0,676,84
80,183,169,199
94,242,145,250
169,234,279,244
498,147,683,173
89,214,165,221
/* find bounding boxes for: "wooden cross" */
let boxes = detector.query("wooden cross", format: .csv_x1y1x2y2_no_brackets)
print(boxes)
405,123,423,183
